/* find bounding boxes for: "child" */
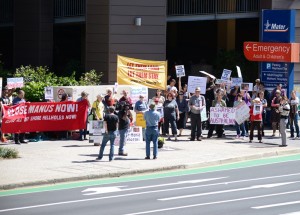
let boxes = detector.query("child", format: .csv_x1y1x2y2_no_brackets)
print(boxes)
249,97,263,143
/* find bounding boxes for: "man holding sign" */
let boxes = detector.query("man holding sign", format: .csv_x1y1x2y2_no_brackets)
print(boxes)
188,87,206,141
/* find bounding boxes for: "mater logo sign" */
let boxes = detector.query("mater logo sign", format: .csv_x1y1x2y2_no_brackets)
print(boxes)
264,20,289,33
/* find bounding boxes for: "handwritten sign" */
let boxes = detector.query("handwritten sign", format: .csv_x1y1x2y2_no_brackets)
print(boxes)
235,102,250,125
215,79,231,85
7,77,24,89
135,113,146,128
187,76,207,94
221,69,232,81
231,78,243,87
126,126,143,143
175,65,185,77
130,86,148,104
209,107,236,125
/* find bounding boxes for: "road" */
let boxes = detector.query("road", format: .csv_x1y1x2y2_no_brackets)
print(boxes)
0,155,300,215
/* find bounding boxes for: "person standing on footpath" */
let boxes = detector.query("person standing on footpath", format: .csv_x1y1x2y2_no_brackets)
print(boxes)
13,90,27,144
249,98,263,143
271,90,282,137
289,90,299,139
117,102,132,156
278,96,290,147
0,87,11,143
144,103,160,159
189,87,206,141
97,106,119,161
163,92,179,141
77,91,91,141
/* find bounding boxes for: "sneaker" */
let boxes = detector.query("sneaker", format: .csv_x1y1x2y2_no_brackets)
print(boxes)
240,136,245,140
235,135,240,139
118,152,128,156
145,156,150,160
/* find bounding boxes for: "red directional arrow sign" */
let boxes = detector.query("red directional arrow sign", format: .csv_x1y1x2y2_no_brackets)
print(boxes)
243,42,300,63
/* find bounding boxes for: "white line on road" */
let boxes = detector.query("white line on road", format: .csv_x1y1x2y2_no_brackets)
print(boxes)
81,177,227,195
280,212,300,215
122,190,300,215
252,200,300,209
158,181,300,201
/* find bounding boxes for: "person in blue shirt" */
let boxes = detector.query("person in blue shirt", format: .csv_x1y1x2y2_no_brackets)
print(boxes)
144,103,160,159
134,95,148,140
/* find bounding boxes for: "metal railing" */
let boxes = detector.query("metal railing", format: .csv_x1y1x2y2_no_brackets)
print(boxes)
168,0,260,16
0,0,14,26
54,0,86,18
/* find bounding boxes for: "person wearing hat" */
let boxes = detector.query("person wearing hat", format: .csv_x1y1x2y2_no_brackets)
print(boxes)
271,89,282,136
97,106,119,161
252,79,261,99
188,87,206,141
144,103,161,159
77,91,91,141
278,96,290,147
134,95,148,140
249,97,263,143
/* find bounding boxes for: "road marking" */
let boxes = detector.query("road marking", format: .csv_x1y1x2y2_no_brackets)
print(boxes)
122,190,300,215
253,200,300,209
81,177,227,195
1,154,300,197
158,181,300,201
280,212,300,215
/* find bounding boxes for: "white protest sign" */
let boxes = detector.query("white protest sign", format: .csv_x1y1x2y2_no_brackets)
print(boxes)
209,107,236,125
175,65,185,77
126,126,143,143
44,87,54,100
156,106,164,118
236,66,242,78
199,71,216,80
7,77,24,89
130,86,148,104
235,101,250,125
201,106,207,122
89,120,104,135
187,76,207,94
253,103,262,115
231,78,243,87
216,79,231,85
241,83,253,92
221,69,232,81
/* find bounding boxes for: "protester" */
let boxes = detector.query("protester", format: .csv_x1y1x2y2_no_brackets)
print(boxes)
144,103,160,159
278,96,290,147
252,79,260,99
240,89,251,136
91,94,104,121
77,91,91,141
134,95,148,140
59,93,69,140
271,83,286,99
207,91,226,138
259,91,268,136
119,90,133,109
166,79,178,94
259,82,270,104
176,91,189,136
163,92,179,141
117,101,132,156
233,93,246,139
289,90,299,139
249,98,263,143
97,106,119,161
0,87,11,143
188,87,206,141
104,88,115,114
13,90,27,144
271,90,282,136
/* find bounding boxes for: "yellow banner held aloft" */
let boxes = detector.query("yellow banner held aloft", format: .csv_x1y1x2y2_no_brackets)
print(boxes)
117,55,167,90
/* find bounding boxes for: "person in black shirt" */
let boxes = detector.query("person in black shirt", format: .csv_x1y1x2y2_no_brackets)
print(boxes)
97,106,119,161
117,102,132,156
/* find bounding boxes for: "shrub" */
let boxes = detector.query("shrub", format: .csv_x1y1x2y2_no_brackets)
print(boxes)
0,147,19,159
79,69,103,86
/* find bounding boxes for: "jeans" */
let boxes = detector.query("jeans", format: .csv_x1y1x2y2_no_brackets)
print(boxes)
279,118,288,146
235,122,246,136
290,113,300,138
164,115,177,135
145,126,159,157
118,128,128,154
98,131,117,161
190,112,201,139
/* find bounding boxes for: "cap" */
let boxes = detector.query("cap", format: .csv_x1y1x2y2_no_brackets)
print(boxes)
255,79,260,83
253,97,260,103
276,90,281,94
195,87,201,91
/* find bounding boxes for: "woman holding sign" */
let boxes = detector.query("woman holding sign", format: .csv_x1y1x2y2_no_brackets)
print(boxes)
249,98,263,143
163,93,179,141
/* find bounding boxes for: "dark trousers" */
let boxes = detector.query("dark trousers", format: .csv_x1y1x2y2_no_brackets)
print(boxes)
190,112,201,139
250,121,262,141
208,124,223,137
164,116,177,135
14,133,25,143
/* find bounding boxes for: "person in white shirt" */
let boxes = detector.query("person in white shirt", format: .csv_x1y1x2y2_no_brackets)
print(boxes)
289,90,299,139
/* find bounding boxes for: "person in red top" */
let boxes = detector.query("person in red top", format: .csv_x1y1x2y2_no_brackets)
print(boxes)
249,97,263,143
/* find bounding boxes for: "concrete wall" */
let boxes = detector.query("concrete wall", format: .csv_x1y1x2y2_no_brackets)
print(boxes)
14,0,53,68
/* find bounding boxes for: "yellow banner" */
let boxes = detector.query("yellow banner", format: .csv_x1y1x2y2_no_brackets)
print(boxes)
135,113,146,128
117,55,167,90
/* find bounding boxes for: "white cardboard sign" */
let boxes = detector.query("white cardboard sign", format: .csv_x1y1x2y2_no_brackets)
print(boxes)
209,107,236,125
241,83,253,92
235,101,250,125
231,78,243,87
221,69,232,81
187,76,207,94
175,65,185,77
7,77,24,89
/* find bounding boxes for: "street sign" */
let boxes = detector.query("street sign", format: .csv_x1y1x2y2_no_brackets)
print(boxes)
244,42,299,63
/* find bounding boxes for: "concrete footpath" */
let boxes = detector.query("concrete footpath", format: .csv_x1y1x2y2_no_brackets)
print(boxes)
0,128,300,190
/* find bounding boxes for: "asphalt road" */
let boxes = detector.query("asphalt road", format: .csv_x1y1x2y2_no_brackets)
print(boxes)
1,156,300,215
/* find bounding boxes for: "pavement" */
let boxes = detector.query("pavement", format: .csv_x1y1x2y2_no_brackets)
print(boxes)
0,127,300,190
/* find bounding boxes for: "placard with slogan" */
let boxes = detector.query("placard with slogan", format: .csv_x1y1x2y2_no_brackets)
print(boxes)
117,55,167,90
175,65,185,77
209,107,236,125
2,100,88,133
